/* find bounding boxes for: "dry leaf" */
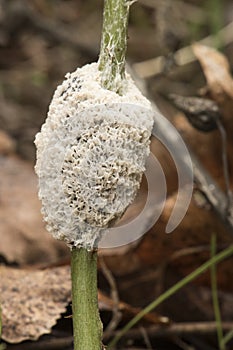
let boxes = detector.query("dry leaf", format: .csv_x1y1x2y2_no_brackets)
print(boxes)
0,265,71,343
0,154,69,265
192,43,233,102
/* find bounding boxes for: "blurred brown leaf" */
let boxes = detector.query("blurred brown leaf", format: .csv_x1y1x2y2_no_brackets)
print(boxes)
0,154,69,265
192,43,233,102
0,265,71,343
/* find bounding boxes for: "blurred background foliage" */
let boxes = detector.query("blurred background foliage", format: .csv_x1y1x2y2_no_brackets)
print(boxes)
0,0,232,161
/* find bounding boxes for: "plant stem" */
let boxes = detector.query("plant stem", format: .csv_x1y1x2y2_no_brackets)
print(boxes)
71,2,133,349
98,0,131,94
71,248,103,350
108,244,233,348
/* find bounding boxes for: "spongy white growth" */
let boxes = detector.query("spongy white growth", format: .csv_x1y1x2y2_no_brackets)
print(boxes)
35,62,154,250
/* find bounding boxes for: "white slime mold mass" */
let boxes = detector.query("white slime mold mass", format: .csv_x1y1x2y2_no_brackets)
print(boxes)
35,62,154,250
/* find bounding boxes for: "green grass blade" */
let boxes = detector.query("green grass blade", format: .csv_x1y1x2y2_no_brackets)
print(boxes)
221,328,233,347
108,244,233,348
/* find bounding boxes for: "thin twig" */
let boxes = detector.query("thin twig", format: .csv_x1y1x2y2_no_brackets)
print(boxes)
99,257,122,336
172,336,196,350
139,327,153,349
105,322,233,342
216,119,233,213
210,235,225,350
133,21,233,78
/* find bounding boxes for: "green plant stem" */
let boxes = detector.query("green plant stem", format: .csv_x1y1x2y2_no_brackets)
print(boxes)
71,2,133,349
108,244,233,348
71,248,103,350
221,328,233,347
210,234,225,350
98,0,131,94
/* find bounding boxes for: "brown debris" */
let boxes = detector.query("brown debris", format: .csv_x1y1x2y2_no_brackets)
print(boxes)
0,265,71,343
